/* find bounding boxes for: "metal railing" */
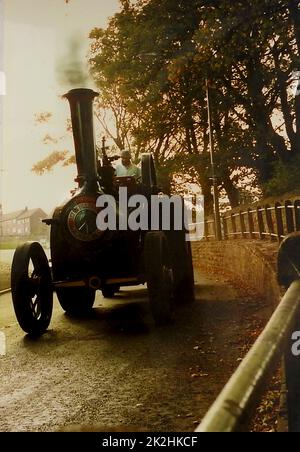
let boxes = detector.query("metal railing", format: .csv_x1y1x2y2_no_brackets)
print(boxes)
195,233,300,432
204,199,300,242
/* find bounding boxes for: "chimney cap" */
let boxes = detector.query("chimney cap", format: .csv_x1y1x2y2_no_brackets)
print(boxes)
63,88,99,100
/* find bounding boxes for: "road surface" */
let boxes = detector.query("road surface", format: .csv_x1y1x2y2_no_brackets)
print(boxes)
0,273,267,432
0,250,15,265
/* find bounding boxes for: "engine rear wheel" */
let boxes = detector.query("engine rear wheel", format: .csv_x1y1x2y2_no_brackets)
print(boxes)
11,242,53,336
168,230,195,304
144,232,173,325
141,154,157,195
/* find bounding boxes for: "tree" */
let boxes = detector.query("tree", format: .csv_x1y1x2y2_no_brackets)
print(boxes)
194,0,300,184
36,0,300,205
88,0,253,209
32,112,75,175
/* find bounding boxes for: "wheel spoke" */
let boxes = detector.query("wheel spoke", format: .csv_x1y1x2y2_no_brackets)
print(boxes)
29,270,43,319
29,295,42,319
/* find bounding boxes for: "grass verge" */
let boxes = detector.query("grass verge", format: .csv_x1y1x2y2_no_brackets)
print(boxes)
0,263,11,291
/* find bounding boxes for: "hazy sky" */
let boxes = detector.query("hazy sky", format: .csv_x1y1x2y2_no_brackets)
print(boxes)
1,0,120,214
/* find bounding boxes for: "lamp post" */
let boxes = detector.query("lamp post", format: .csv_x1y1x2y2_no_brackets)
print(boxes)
206,78,222,241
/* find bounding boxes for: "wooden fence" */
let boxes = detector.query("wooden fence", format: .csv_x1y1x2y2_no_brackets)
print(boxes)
204,199,300,242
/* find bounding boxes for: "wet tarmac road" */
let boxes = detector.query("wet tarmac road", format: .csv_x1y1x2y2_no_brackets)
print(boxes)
0,273,260,432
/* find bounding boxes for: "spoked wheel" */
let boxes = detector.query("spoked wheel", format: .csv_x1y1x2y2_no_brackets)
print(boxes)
56,287,95,316
144,232,173,325
11,242,53,336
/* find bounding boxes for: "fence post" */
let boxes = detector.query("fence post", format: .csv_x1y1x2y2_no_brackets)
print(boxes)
257,206,265,240
239,211,246,239
204,219,209,241
275,202,285,243
285,200,295,235
231,213,237,240
248,208,254,239
265,204,275,242
294,200,300,232
212,219,216,241
222,217,228,240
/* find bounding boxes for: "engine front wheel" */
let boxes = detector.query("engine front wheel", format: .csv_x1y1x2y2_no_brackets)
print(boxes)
11,242,53,336
56,287,95,316
101,285,120,299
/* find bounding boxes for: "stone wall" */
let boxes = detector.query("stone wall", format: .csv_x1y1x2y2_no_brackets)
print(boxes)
192,240,281,307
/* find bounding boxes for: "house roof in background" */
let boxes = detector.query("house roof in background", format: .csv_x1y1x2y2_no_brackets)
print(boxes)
0,208,48,223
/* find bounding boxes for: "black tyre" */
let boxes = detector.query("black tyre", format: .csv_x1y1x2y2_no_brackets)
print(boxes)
168,230,195,304
56,287,95,316
144,232,173,325
101,285,120,299
11,242,53,336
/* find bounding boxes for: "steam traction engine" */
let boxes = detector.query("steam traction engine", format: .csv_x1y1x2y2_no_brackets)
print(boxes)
11,89,194,336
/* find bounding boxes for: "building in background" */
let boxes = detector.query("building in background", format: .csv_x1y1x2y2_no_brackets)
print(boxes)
0,205,48,239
